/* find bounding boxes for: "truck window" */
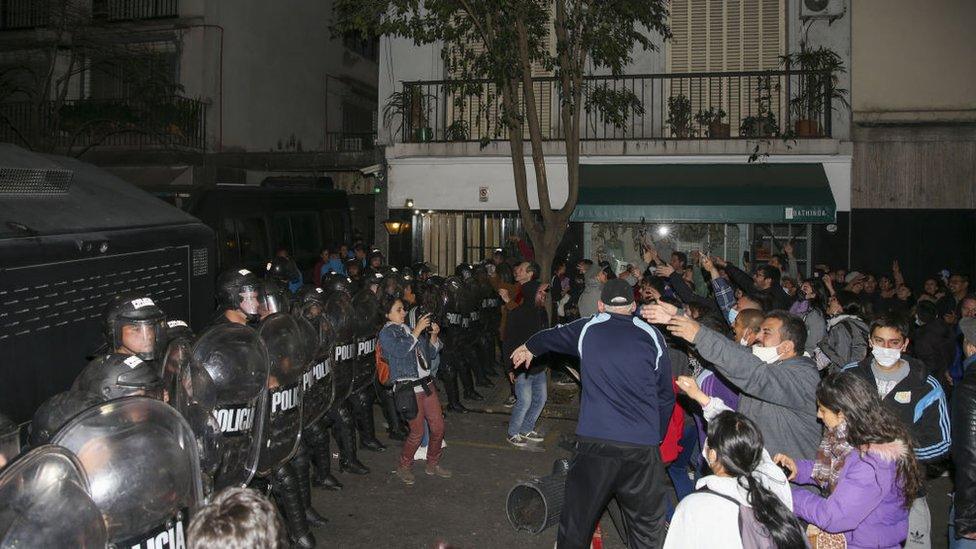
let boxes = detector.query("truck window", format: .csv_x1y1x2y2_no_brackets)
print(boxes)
272,215,291,253
220,217,240,268
237,217,269,269
289,212,322,258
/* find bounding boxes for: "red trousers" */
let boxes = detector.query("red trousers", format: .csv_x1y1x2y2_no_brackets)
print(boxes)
400,385,445,468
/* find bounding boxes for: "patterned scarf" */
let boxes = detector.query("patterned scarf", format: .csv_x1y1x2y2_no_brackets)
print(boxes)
811,421,855,494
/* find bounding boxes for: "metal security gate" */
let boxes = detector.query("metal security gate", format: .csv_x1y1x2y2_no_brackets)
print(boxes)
413,212,525,275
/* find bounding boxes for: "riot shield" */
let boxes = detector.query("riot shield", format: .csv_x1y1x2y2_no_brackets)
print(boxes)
255,313,307,476
0,445,106,547
0,414,19,471
160,322,194,406
52,397,202,548
186,323,270,491
351,288,381,393
298,314,335,426
324,290,356,408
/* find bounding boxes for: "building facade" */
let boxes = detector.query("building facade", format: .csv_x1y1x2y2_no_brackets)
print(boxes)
0,0,382,244
849,0,976,284
378,0,855,277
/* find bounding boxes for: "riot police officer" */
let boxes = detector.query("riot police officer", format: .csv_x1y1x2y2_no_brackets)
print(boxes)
215,268,263,325
73,293,167,402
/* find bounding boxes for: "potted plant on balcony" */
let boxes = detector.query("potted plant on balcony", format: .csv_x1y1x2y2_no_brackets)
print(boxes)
694,107,729,138
444,119,469,141
780,44,849,137
382,87,434,142
739,76,779,138
666,94,693,138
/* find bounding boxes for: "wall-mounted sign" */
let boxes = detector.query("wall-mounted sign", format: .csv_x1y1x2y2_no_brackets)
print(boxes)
479,186,489,202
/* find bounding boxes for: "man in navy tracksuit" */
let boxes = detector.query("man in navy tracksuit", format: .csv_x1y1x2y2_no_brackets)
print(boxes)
512,278,673,549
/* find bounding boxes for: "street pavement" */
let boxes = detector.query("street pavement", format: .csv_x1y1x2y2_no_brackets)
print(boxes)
310,379,953,549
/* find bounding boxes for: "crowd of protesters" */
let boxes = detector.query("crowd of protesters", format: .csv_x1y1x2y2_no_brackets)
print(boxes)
509,238,976,549
181,233,976,548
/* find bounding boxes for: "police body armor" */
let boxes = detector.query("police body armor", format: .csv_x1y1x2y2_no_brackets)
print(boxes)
323,289,357,410
52,397,203,548
351,288,381,394
255,313,307,476
0,445,107,547
183,323,270,491
297,312,334,426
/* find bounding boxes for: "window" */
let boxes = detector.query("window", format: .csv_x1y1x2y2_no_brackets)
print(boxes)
751,223,810,279
88,50,179,100
668,0,785,135
343,31,378,62
272,212,323,260
221,217,269,271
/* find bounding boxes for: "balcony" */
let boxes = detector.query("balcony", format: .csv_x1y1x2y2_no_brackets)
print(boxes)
324,131,376,153
396,69,837,145
0,95,207,151
92,0,179,22
0,0,178,30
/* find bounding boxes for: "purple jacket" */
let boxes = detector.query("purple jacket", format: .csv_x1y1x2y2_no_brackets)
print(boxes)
791,441,910,549
693,369,740,447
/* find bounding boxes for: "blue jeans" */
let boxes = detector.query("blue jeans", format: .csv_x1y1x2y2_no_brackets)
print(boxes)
508,371,547,437
951,504,976,548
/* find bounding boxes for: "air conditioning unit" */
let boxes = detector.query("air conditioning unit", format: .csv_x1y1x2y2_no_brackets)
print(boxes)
800,0,846,20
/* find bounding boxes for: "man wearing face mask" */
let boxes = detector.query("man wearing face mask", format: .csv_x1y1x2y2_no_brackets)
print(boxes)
843,315,950,549
644,306,821,462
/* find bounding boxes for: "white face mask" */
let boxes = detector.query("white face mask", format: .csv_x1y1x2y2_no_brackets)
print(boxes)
872,346,902,367
752,344,781,364
739,337,749,346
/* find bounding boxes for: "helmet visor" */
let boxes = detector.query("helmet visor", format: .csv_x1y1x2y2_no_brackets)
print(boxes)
238,285,262,316
116,320,166,361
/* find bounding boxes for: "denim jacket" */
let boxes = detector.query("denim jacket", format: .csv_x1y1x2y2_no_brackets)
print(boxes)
378,322,442,381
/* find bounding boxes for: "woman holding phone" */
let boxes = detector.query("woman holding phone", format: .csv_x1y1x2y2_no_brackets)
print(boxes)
377,294,450,485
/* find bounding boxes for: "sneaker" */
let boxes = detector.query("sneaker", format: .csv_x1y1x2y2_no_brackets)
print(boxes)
425,465,453,478
507,434,527,447
503,395,517,408
521,431,544,442
395,467,415,485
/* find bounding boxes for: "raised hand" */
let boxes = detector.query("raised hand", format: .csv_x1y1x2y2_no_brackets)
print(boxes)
640,302,678,325
676,375,709,406
666,315,701,343
656,263,675,277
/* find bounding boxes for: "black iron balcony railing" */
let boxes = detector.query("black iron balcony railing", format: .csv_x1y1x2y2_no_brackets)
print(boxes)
93,0,179,22
324,131,376,153
0,0,179,30
0,95,207,151
0,0,47,29
397,69,835,144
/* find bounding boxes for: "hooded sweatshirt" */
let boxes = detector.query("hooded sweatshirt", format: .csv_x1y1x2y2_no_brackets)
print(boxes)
792,440,912,549
577,263,603,318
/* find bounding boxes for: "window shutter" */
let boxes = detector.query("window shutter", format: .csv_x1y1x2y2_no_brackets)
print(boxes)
668,0,784,136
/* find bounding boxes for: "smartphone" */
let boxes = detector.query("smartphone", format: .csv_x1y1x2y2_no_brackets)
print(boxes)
778,463,793,478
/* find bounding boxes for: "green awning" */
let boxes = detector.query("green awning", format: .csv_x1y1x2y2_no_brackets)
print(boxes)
571,163,836,223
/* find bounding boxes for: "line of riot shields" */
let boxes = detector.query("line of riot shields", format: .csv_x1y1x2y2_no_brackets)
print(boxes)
0,257,508,548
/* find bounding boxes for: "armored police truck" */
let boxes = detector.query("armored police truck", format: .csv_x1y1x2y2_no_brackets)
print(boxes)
0,144,215,422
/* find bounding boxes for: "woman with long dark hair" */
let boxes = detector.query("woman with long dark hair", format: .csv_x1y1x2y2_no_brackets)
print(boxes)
790,277,829,354
664,376,805,549
775,372,923,548
376,295,450,485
